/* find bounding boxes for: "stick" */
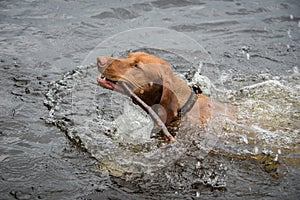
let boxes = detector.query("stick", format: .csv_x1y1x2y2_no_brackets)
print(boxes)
120,82,176,142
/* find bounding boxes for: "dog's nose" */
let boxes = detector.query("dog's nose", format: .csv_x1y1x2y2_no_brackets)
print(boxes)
97,56,108,67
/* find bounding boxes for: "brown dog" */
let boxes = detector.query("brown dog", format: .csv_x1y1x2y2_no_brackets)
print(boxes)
97,52,231,127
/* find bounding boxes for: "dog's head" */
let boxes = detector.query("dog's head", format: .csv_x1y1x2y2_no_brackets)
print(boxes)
97,52,180,124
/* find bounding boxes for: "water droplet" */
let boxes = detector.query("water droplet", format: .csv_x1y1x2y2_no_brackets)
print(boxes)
278,149,282,154
254,146,259,154
293,66,299,74
290,14,294,20
274,154,278,161
287,29,292,38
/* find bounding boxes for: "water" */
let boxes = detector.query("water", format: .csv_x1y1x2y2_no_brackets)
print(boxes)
1,0,300,199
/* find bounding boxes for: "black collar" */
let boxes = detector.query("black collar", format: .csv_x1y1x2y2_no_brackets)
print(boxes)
172,90,198,122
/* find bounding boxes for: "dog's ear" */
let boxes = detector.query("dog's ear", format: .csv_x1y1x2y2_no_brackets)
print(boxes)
159,66,180,125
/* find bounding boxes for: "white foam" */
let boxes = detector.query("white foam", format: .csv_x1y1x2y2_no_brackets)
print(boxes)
190,68,212,96
114,101,153,144
241,80,287,90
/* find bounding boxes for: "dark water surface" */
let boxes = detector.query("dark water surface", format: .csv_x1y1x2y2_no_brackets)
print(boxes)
1,0,300,199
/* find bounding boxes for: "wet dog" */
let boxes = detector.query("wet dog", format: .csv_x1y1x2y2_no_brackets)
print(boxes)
97,52,231,127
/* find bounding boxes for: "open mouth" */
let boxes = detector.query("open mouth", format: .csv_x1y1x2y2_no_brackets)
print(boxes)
97,74,125,93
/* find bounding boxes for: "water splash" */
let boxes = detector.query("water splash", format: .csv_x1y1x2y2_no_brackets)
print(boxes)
44,51,299,191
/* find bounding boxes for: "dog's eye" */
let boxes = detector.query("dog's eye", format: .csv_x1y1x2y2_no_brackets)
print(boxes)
133,63,142,70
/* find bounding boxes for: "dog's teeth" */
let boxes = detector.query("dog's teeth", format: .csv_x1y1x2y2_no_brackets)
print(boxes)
103,77,106,80
149,82,153,87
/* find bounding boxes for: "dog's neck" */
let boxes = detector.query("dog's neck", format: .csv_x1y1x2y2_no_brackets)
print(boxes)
172,76,193,108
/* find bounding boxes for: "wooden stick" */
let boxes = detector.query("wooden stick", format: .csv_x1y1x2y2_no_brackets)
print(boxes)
120,82,176,142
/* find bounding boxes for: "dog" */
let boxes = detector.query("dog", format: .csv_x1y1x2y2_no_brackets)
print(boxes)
97,52,231,128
